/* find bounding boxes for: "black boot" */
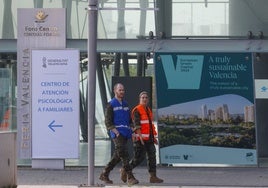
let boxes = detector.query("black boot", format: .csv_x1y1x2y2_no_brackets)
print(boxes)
127,171,139,185
99,170,113,184
149,172,164,183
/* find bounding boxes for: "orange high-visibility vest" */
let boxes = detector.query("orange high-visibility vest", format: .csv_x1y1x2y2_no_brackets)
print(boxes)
131,104,157,141
0,108,10,129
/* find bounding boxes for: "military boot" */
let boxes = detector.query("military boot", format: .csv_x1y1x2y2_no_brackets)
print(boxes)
149,172,164,183
99,171,113,184
127,171,139,185
120,168,127,183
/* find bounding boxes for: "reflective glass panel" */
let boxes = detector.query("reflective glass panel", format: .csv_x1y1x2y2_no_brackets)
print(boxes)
98,0,156,39
172,0,229,36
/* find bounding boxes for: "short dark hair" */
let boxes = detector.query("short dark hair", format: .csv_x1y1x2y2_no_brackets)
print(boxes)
114,83,124,90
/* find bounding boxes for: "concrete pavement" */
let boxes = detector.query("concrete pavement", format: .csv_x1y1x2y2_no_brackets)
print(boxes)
17,166,268,187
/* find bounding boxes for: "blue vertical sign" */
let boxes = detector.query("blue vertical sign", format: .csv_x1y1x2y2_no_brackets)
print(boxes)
155,52,256,165
31,49,79,159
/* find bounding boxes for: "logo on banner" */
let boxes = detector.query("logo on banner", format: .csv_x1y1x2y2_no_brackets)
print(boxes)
159,54,204,89
42,57,47,68
35,11,48,22
41,56,68,68
261,86,268,92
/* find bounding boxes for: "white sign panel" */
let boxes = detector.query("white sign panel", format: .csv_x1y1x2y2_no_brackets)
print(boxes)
255,79,268,99
31,49,79,159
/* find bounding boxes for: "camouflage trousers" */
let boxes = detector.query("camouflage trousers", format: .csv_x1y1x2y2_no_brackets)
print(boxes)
130,140,157,173
103,134,132,173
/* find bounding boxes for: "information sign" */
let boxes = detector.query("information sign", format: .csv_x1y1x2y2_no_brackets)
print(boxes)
31,49,79,158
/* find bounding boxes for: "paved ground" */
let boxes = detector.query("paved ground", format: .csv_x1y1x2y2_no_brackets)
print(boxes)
17,166,268,187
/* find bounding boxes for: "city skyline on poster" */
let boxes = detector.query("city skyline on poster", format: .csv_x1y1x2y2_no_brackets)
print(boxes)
158,94,253,120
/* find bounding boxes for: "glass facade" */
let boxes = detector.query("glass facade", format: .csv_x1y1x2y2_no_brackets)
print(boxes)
0,57,16,132
2,0,268,39
0,0,157,39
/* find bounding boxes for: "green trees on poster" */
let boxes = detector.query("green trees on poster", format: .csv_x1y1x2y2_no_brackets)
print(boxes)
158,116,255,149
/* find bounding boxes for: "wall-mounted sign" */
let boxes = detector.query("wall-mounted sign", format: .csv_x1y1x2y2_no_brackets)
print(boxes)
31,49,79,159
255,79,268,99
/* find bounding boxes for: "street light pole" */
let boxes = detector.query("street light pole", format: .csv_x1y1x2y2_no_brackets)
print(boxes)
87,0,98,186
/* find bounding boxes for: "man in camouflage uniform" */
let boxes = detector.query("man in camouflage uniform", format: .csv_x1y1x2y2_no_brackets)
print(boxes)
99,83,139,185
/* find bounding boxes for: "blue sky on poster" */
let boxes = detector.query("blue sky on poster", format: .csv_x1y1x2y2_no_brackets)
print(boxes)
158,94,252,116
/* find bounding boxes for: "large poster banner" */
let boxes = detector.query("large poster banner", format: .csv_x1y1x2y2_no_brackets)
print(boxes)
155,52,256,165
